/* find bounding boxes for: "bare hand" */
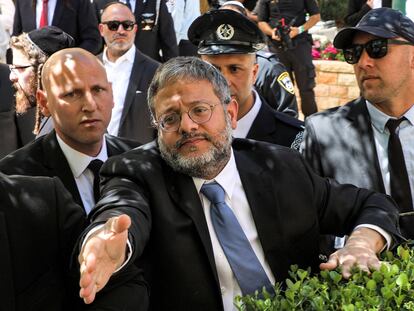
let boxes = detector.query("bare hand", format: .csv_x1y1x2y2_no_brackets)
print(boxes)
271,28,281,41
289,27,299,38
366,0,374,8
319,228,385,278
79,214,131,304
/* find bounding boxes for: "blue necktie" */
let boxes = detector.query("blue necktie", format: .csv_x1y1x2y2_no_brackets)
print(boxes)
201,182,273,295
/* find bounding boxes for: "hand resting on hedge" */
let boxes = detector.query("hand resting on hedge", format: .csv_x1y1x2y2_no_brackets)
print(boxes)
319,227,385,279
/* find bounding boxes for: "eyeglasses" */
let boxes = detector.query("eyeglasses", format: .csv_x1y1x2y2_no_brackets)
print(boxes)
343,38,414,64
102,20,136,31
9,64,33,71
154,103,219,132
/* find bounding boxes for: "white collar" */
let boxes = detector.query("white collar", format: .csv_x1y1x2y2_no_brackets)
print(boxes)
56,134,108,178
233,89,262,138
103,45,136,66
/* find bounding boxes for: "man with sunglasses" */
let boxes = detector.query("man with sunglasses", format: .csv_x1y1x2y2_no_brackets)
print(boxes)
302,8,414,253
99,2,159,143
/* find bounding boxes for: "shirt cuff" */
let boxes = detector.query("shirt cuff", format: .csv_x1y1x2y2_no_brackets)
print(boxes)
82,224,133,273
354,224,392,252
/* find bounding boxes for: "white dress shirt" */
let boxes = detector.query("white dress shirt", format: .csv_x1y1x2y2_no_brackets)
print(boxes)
36,0,57,28
56,134,108,214
103,45,135,136
233,89,262,139
193,150,275,311
366,101,414,204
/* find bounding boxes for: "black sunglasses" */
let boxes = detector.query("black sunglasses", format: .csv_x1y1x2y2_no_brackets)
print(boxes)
343,38,414,64
102,20,135,31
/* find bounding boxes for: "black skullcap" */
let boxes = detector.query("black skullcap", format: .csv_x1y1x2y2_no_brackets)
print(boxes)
188,9,266,55
27,26,75,57
334,8,414,49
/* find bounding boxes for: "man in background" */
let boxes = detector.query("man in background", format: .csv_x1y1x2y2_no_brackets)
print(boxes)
99,2,159,143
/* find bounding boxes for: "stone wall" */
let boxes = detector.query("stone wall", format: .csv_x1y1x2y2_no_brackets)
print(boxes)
314,60,359,110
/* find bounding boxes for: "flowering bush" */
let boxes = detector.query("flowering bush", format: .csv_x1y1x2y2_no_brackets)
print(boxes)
312,40,345,61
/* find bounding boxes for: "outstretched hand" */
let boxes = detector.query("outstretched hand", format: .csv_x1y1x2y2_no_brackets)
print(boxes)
79,214,131,304
319,228,385,278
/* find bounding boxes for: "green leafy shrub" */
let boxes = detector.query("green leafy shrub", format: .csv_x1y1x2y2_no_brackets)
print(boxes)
318,0,347,26
235,245,414,311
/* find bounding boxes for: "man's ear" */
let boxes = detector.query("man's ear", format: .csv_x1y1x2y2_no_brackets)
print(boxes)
226,98,238,130
36,89,51,117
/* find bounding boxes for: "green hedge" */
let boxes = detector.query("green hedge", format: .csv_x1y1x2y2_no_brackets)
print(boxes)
318,0,348,25
235,245,414,311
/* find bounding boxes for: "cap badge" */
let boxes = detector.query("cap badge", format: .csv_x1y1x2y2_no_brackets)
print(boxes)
216,24,235,40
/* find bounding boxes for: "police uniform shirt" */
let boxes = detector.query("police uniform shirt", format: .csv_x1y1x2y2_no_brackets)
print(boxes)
256,0,320,28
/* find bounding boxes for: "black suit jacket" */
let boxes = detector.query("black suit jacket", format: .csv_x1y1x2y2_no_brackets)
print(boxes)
246,99,304,150
0,173,86,311
13,0,102,54
99,49,159,143
0,131,140,211
88,139,400,310
303,98,414,239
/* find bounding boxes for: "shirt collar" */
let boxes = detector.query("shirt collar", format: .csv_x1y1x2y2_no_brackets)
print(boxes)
366,100,414,133
103,45,136,66
193,148,236,200
56,134,108,178
233,89,262,138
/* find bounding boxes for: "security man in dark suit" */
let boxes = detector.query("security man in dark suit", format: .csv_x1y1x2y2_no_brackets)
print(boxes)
345,0,392,26
94,0,178,62
256,0,321,118
220,1,298,117
188,9,304,149
0,48,140,215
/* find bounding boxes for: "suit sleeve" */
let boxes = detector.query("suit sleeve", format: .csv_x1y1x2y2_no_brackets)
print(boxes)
297,153,402,241
12,0,22,36
85,153,152,263
158,0,178,61
76,0,102,54
301,116,324,176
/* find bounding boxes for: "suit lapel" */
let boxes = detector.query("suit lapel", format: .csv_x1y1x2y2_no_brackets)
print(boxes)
42,132,84,208
234,149,285,279
164,165,220,286
346,98,386,193
246,100,276,141
51,0,64,26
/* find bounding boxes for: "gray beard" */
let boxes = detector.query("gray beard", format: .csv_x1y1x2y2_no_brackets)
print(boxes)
158,115,233,179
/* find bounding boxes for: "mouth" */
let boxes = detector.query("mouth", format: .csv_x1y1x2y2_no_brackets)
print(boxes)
361,75,379,83
177,137,206,149
80,119,101,127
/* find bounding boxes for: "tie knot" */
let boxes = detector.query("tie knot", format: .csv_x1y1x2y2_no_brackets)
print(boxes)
42,0,48,4
88,159,103,175
386,117,406,134
200,182,225,204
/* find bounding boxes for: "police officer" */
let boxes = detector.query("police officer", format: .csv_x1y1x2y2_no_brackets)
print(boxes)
221,0,298,117
256,0,320,118
188,9,304,149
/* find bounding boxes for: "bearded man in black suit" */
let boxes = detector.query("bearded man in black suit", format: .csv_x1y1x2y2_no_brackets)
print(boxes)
76,56,402,310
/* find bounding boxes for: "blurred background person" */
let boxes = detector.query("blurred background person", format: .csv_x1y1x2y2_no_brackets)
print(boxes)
345,0,392,26
0,0,14,63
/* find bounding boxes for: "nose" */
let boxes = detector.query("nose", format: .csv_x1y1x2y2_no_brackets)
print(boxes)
82,92,98,112
357,48,374,68
9,70,18,83
178,112,198,134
